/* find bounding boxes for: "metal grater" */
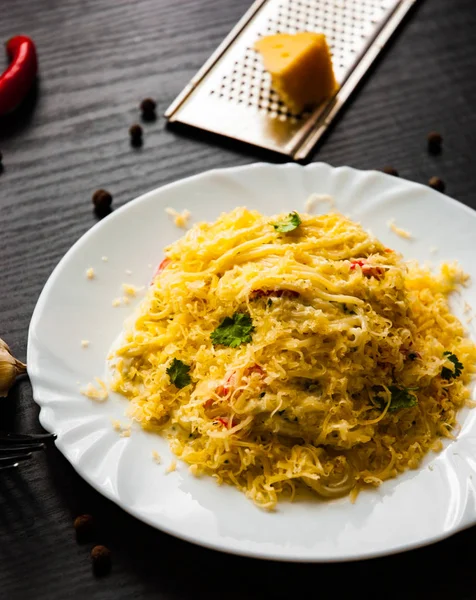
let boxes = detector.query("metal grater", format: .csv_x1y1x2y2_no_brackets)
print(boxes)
165,0,419,161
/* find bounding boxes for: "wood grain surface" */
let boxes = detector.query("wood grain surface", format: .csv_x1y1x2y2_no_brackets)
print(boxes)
1,0,476,598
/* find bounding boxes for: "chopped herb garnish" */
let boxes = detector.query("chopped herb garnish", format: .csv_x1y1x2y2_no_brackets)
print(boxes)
272,212,301,233
341,303,356,315
441,352,463,380
211,312,255,348
304,380,320,393
388,386,418,411
166,358,192,389
376,385,418,412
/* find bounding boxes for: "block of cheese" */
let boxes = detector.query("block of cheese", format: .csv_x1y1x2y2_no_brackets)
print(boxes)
254,32,338,114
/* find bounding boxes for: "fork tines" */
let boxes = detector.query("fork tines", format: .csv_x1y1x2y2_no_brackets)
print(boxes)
0,431,56,444
0,431,56,470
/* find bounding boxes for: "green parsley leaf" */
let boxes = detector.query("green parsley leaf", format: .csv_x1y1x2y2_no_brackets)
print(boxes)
211,312,255,348
387,385,418,412
376,385,418,412
166,358,192,389
272,212,302,233
441,352,463,380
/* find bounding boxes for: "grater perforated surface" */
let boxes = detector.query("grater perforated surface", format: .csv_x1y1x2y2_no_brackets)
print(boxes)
166,0,418,160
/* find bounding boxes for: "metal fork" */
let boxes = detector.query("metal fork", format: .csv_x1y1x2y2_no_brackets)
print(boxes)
0,431,56,470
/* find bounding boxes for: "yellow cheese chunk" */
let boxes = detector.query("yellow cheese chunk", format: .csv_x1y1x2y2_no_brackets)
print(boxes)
254,32,338,114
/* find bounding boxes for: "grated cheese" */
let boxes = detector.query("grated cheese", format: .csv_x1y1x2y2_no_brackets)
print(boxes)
112,298,121,307
112,419,132,436
81,377,108,402
388,218,412,239
152,450,161,464
304,193,335,213
189,464,199,476
165,460,177,473
81,340,90,348
125,269,132,275
122,283,142,297
101,256,109,262
165,207,191,229
86,267,95,280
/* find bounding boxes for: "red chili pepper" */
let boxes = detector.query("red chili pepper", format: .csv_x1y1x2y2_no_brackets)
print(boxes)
152,257,171,279
216,372,237,397
350,259,384,280
384,248,393,253
0,36,38,116
350,259,366,271
216,417,238,428
203,399,214,408
216,364,266,397
248,364,265,376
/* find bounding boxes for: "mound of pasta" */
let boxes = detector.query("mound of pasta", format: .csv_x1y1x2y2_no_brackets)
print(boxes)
111,208,476,509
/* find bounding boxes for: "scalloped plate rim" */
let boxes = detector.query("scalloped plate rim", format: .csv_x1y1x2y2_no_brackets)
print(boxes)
27,162,476,562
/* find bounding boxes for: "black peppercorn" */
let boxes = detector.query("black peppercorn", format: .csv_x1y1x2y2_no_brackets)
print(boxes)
140,98,156,113
92,189,113,216
428,176,445,193
140,97,157,122
427,131,443,154
381,166,399,177
129,123,143,147
129,124,143,138
73,514,95,543
91,545,112,576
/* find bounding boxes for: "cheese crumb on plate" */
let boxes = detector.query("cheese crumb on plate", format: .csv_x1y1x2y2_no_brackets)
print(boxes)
165,460,177,473
122,283,143,297
86,267,95,280
81,378,108,402
304,193,335,213
387,219,412,239
165,207,191,229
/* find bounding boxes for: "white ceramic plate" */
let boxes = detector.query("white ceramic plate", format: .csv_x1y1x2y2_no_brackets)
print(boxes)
28,163,476,562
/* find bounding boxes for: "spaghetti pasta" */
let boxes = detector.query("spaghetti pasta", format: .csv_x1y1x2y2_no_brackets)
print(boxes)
110,208,476,509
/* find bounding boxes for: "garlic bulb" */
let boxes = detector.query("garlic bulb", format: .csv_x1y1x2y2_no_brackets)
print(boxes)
0,337,26,397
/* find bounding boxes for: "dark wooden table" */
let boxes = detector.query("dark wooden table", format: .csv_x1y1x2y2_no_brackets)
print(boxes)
1,0,475,598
